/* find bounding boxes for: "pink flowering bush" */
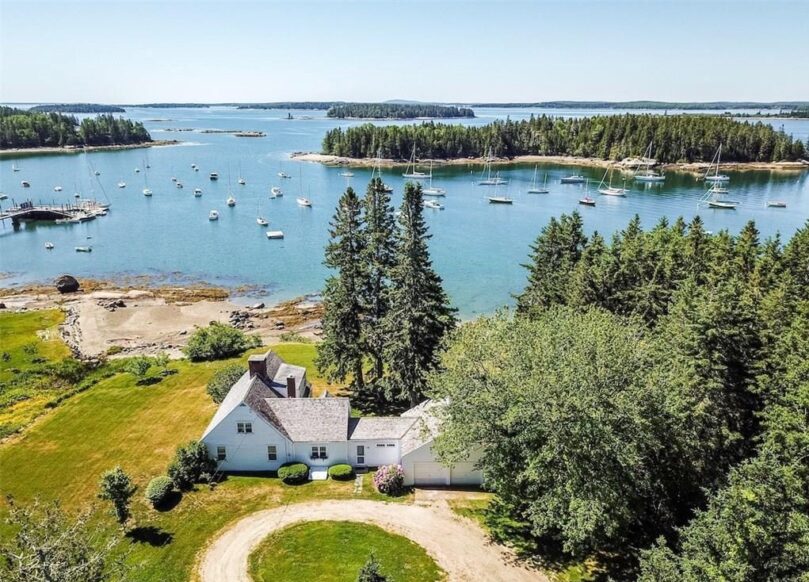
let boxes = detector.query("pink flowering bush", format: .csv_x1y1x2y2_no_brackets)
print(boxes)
373,464,405,496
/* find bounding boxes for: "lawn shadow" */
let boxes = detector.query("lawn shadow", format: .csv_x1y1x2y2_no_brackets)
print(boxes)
136,376,163,387
126,526,174,547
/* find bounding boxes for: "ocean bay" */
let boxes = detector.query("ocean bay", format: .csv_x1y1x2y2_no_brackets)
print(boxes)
2,106,807,317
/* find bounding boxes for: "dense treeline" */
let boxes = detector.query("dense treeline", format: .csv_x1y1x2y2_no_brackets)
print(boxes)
322,114,806,163
0,107,151,149
237,102,340,110
326,103,474,119
28,103,125,113
129,103,210,108
433,213,809,579
470,100,809,110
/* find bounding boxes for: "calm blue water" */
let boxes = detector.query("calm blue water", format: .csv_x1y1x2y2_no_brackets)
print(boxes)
1,107,808,317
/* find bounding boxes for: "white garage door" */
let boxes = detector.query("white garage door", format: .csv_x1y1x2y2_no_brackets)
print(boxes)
450,463,483,485
413,462,449,486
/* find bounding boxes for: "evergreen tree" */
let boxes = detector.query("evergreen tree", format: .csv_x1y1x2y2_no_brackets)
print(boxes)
356,553,387,582
316,187,367,390
97,466,136,526
361,177,397,384
384,183,456,407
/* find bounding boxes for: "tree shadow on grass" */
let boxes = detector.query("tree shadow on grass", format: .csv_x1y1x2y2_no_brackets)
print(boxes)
135,376,163,386
126,526,174,547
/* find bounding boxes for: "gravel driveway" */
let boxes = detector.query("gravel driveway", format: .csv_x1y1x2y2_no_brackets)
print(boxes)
198,499,545,582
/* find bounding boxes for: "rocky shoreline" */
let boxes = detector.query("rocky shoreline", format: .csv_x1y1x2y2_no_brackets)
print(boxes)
291,152,809,173
0,140,181,158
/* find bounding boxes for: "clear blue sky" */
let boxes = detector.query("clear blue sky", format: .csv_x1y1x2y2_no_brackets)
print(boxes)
1,0,807,103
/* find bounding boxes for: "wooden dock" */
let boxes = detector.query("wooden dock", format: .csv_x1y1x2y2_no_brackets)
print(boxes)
0,199,109,226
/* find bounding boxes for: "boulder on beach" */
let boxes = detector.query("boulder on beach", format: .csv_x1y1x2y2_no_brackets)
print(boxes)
55,275,80,294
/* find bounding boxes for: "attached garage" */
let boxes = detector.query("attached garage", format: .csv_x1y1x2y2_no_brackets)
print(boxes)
451,463,483,485
413,462,450,486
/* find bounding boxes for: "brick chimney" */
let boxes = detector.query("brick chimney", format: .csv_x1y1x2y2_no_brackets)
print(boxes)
286,375,296,398
248,354,266,380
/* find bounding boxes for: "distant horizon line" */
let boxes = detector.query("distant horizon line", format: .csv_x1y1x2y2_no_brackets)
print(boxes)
4,99,809,110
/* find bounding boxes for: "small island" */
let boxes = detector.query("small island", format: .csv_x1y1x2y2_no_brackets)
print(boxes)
28,103,126,114
320,113,807,165
326,103,475,119
0,107,153,152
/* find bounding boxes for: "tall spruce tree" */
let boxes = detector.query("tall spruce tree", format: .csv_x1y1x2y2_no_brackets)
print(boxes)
361,177,397,384
316,187,367,390
383,182,456,407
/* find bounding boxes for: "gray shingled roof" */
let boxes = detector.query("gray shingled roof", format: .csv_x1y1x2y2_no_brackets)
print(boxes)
348,417,417,440
400,399,443,455
200,371,279,440
263,398,351,441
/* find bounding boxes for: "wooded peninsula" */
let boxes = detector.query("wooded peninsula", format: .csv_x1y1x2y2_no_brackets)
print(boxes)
321,114,807,163
0,107,152,150
28,103,126,114
326,103,474,119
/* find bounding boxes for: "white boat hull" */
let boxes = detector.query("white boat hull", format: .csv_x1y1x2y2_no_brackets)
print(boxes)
527,188,549,194
598,188,627,197
266,230,284,239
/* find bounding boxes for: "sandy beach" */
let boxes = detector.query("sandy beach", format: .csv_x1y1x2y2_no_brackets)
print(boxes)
0,280,323,359
0,140,180,158
291,152,809,173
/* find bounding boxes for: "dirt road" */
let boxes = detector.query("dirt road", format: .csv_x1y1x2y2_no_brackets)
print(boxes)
198,499,545,582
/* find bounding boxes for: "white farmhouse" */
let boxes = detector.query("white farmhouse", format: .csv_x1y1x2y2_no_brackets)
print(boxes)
200,350,482,486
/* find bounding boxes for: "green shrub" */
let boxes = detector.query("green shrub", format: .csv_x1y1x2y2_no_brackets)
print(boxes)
328,463,354,481
206,364,245,403
277,463,309,484
106,345,124,356
144,476,174,507
168,440,217,489
183,322,261,361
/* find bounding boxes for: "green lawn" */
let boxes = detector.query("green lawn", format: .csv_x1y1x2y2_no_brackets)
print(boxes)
0,310,408,581
249,520,444,582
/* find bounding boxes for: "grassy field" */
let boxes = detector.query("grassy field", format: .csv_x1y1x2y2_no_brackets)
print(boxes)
248,520,444,582
0,310,398,581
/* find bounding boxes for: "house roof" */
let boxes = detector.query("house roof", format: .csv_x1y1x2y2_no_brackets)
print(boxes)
348,416,417,440
400,399,443,455
262,398,351,441
200,371,278,440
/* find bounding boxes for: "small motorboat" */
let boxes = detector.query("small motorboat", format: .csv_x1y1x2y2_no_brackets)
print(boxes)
226,195,236,207
278,171,291,179
257,217,269,226
194,167,199,172
424,200,445,210
271,187,283,197
579,196,596,206
380,183,393,193
45,242,54,250
191,164,197,169
194,188,203,197
266,230,285,239
767,200,787,208
297,197,312,207
134,168,141,173
487,196,513,204
0,194,7,200
238,177,246,185
209,172,219,181
74,193,81,198
54,185,63,192
561,175,586,184
209,210,219,221
75,246,92,252
143,188,153,197
94,170,101,176
21,180,30,187
176,182,184,189
118,181,126,188
707,199,738,209
339,171,354,177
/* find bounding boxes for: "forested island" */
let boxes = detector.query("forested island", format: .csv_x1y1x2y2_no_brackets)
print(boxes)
326,103,474,119
322,114,807,163
128,103,211,108
28,103,125,114
237,102,340,110
0,107,151,150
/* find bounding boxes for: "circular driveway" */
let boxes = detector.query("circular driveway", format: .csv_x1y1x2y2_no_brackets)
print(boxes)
198,499,546,582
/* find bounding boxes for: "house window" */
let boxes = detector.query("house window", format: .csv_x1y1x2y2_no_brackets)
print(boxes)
376,443,385,448
237,422,252,434
310,446,328,459
356,445,365,465
267,445,277,461
216,446,227,461
386,444,395,447
311,446,319,459
319,446,327,459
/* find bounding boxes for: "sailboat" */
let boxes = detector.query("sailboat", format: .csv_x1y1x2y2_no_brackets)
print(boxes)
370,149,394,192
702,183,738,209
579,180,596,206
142,159,153,196
527,165,549,193
226,165,236,206
271,186,283,198
339,170,355,178
296,167,312,206
597,167,628,196
237,164,246,185
256,199,268,225
561,175,586,184
705,144,730,183
633,141,666,182
487,178,513,204
423,199,444,210
194,188,203,197
117,180,126,188
422,162,447,196
402,145,429,179
12,164,20,172
54,185,63,192
479,150,508,185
